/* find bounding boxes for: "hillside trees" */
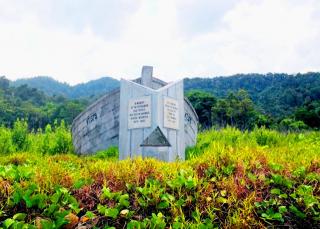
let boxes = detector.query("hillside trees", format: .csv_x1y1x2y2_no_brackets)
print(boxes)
50,100,88,125
1,72,320,131
186,90,216,129
184,72,320,119
211,90,265,130
278,118,309,131
8,72,320,121
187,89,269,130
12,76,120,98
0,77,88,129
294,100,320,128
0,76,10,90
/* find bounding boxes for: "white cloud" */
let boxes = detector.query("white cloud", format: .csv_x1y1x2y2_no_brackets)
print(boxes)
0,0,319,84
175,0,320,77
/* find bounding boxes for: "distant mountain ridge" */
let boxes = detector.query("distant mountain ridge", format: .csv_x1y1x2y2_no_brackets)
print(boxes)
8,72,320,119
184,72,320,117
11,76,120,99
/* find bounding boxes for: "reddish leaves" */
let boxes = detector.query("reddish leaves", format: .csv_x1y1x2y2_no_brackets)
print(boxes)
196,163,209,178
72,184,101,210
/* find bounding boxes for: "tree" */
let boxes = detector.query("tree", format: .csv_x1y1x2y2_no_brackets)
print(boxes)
0,76,10,90
186,90,216,129
185,72,320,119
50,101,86,125
279,118,309,131
294,100,320,128
12,119,29,151
0,82,87,129
212,90,260,130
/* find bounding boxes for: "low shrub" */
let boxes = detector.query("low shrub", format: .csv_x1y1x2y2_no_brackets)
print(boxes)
0,127,319,228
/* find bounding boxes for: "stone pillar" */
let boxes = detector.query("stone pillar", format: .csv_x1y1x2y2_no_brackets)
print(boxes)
141,66,153,87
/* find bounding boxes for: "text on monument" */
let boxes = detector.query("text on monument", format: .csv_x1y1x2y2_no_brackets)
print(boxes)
164,96,179,130
128,96,152,129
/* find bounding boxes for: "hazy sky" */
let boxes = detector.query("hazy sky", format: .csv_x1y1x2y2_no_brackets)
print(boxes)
0,0,319,85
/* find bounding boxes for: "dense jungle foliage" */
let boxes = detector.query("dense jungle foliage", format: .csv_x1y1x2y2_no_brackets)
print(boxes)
0,77,88,129
0,121,319,228
185,72,320,120
1,72,320,131
186,89,320,131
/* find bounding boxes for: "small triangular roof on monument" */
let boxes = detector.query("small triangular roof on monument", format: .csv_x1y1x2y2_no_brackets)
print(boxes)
140,126,171,147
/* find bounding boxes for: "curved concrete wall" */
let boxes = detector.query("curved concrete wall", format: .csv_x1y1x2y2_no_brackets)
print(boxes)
71,89,120,154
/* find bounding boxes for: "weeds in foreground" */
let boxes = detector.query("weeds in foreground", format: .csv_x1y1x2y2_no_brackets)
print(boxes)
0,127,319,228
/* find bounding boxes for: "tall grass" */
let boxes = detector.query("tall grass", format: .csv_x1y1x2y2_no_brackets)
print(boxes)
0,127,319,228
0,119,73,155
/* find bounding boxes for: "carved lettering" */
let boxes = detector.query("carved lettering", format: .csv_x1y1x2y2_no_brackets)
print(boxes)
164,97,179,130
128,96,152,129
184,112,192,125
86,113,98,125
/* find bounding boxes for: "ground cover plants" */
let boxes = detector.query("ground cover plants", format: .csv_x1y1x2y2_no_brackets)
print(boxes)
0,122,319,228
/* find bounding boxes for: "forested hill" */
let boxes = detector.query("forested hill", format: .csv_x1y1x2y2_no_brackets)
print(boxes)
185,72,320,118
1,72,319,130
12,76,119,99
0,76,88,129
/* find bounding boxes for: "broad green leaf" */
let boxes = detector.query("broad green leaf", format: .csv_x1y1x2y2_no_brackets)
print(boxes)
119,194,129,207
85,211,96,219
97,204,106,215
272,213,283,222
73,179,86,189
105,208,119,219
270,188,281,195
40,219,54,229
3,218,15,228
23,195,33,208
13,213,27,221
278,206,287,214
13,191,22,205
173,222,183,229
157,201,169,209
101,187,113,200
127,220,141,229
289,205,306,219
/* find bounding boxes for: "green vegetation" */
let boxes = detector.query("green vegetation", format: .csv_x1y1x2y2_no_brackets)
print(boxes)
11,76,119,99
1,72,319,227
2,72,320,131
0,120,73,155
186,90,216,129
185,72,320,119
0,124,319,228
186,88,320,131
0,76,88,129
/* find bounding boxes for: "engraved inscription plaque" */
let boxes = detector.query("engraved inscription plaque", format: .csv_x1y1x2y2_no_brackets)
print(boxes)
128,96,151,129
164,96,179,130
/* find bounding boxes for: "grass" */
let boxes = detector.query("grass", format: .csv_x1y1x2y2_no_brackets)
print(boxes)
0,127,319,228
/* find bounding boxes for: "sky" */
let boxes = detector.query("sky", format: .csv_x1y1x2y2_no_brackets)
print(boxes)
0,0,319,85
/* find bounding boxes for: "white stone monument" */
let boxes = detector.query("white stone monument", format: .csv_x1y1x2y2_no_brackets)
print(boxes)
71,66,198,162
119,75,185,161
